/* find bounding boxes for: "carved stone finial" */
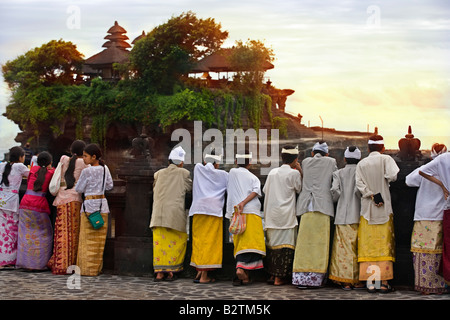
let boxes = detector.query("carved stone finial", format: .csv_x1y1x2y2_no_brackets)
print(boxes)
398,125,421,161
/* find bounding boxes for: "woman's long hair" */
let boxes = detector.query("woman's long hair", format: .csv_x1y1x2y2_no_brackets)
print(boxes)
33,151,53,192
64,140,86,189
84,144,105,166
0,146,25,187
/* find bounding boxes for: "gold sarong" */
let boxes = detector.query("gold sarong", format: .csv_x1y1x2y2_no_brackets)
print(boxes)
329,224,360,284
190,214,223,269
152,227,187,272
292,212,330,274
358,215,395,281
76,212,108,276
232,213,266,258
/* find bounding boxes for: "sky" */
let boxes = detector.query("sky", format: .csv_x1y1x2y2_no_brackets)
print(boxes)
1,0,449,158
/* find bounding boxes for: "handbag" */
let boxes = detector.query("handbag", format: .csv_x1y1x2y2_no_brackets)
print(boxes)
229,205,246,235
49,161,63,196
83,166,106,230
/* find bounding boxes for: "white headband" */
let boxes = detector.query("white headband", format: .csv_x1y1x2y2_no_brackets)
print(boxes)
236,153,252,159
205,154,222,162
313,142,328,154
368,139,384,145
282,146,299,155
344,147,361,160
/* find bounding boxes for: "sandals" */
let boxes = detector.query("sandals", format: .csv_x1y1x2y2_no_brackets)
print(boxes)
367,283,394,293
380,283,394,294
232,277,252,286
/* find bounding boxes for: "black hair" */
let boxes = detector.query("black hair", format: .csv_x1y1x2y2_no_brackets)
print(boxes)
368,135,384,152
64,140,86,189
1,146,25,187
236,146,252,168
33,151,53,192
84,143,105,166
281,145,298,164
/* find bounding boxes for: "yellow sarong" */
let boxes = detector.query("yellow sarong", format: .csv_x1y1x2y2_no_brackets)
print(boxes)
358,215,395,262
357,215,395,281
190,214,223,269
232,213,266,258
292,211,330,274
152,227,187,272
77,212,108,276
328,224,360,284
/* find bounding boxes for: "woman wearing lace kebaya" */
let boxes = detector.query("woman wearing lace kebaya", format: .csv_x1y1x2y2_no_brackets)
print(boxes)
75,144,113,276
0,146,29,268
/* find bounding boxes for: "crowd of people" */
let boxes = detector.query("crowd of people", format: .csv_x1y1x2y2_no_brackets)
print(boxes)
150,134,449,295
0,135,449,296
0,141,113,277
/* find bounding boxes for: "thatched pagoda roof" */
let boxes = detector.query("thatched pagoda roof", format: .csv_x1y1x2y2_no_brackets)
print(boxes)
191,48,275,73
84,45,130,67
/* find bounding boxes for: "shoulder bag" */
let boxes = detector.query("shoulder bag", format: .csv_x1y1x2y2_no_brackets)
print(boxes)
49,161,63,196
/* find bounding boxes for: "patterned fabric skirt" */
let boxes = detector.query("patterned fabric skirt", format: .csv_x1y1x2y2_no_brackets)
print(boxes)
412,252,446,294
410,220,445,293
292,212,330,287
152,227,188,273
329,224,360,285
358,215,395,281
0,209,19,266
16,208,53,270
47,202,81,275
190,214,223,270
76,212,108,276
265,228,296,278
442,209,450,284
232,214,266,270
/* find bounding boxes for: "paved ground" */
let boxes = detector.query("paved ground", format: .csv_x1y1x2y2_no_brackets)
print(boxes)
1,268,449,302
1,268,448,318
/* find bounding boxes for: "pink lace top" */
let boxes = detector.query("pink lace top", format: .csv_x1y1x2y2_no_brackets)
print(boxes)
53,155,88,206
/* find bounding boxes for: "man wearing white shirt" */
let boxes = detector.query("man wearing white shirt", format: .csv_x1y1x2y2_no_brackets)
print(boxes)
226,150,265,285
329,146,365,290
406,143,447,295
355,135,399,293
263,145,302,286
189,150,228,284
293,141,337,289
419,147,450,288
